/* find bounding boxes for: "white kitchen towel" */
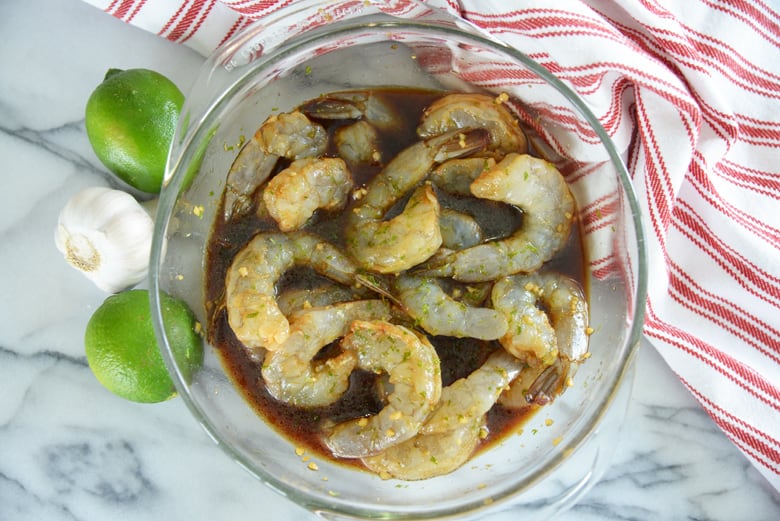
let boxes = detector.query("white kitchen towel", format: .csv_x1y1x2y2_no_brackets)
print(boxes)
84,0,780,490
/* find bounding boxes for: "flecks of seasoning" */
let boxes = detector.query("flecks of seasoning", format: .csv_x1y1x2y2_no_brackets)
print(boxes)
545,418,554,427
307,462,319,471
193,205,204,218
494,92,509,104
176,274,184,281
379,471,392,480
552,436,563,446
238,266,249,277
585,327,595,336
295,447,305,457
305,65,313,75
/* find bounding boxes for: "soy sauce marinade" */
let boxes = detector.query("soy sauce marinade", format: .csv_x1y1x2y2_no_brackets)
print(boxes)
204,88,586,467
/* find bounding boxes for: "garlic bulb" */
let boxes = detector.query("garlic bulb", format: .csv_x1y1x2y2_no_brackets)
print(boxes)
54,187,155,293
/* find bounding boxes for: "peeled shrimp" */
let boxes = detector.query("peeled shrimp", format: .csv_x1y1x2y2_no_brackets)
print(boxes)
492,272,589,404
417,93,527,157
334,120,382,166
421,349,524,435
276,282,365,316
225,231,358,354
430,157,495,196
346,128,490,273
362,349,523,480
262,300,391,407
263,157,353,232
224,111,327,220
362,418,485,481
416,153,575,282
439,208,484,250
393,274,507,341
324,320,442,458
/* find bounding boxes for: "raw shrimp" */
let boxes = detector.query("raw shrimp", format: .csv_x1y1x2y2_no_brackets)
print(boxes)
223,111,328,220
276,282,365,316
261,300,391,407
262,157,353,232
362,349,523,480
225,231,358,354
324,320,442,458
492,272,589,404
334,120,382,166
361,418,485,481
346,128,490,273
416,153,575,282
393,274,508,341
421,349,524,434
300,90,399,131
417,93,527,157
430,157,495,196
439,208,484,250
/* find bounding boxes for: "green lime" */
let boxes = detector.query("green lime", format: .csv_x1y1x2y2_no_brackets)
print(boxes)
84,289,203,403
85,68,184,194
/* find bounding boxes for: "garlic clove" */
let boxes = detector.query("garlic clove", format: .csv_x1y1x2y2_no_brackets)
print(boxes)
54,187,155,293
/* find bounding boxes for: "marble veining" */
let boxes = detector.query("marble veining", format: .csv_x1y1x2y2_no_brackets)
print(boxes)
1,0,778,520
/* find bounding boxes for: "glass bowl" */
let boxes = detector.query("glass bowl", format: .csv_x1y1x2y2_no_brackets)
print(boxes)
150,1,647,520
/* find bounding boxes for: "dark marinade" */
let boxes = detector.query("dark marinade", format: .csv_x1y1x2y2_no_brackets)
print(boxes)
204,88,586,464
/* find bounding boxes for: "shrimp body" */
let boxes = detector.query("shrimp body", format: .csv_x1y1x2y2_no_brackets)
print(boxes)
361,419,484,481
439,208,484,250
431,157,496,196
417,93,527,157
334,120,382,166
362,349,523,480
224,110,328,220
394,275,508,341
422,349,524,435
263,157,353,232
346,128,490,273
324,320,442,458
418,153,575,282
225,231,358,354
492,272,589,404
262,300,391,407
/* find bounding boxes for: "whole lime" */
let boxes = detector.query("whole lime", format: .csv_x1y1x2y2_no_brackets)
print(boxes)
85,68,184,194
84,289,203,403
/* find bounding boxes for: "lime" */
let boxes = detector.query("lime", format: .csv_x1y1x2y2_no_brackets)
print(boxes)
84,289,203,403
85,68,184,194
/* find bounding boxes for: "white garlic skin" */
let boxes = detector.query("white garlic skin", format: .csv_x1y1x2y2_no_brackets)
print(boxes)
54,186,154,293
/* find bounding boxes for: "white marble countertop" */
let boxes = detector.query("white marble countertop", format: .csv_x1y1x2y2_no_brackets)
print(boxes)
1,1,778,520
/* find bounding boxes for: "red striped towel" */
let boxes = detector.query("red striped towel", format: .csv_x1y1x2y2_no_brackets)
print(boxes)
87,0,780,489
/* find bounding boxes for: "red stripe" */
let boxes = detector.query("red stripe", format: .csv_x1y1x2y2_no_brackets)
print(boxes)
217,15,252,49
125,0,146,24
110,0,137,20
716,159,780,199
673,201,780,308
645,302,780,410
702,0,780,47
685,382,780,475
158,0,190,37
178,0,217,44
667,263,780,364
104,0,121,14
166,0,210,43
689,153,780,247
